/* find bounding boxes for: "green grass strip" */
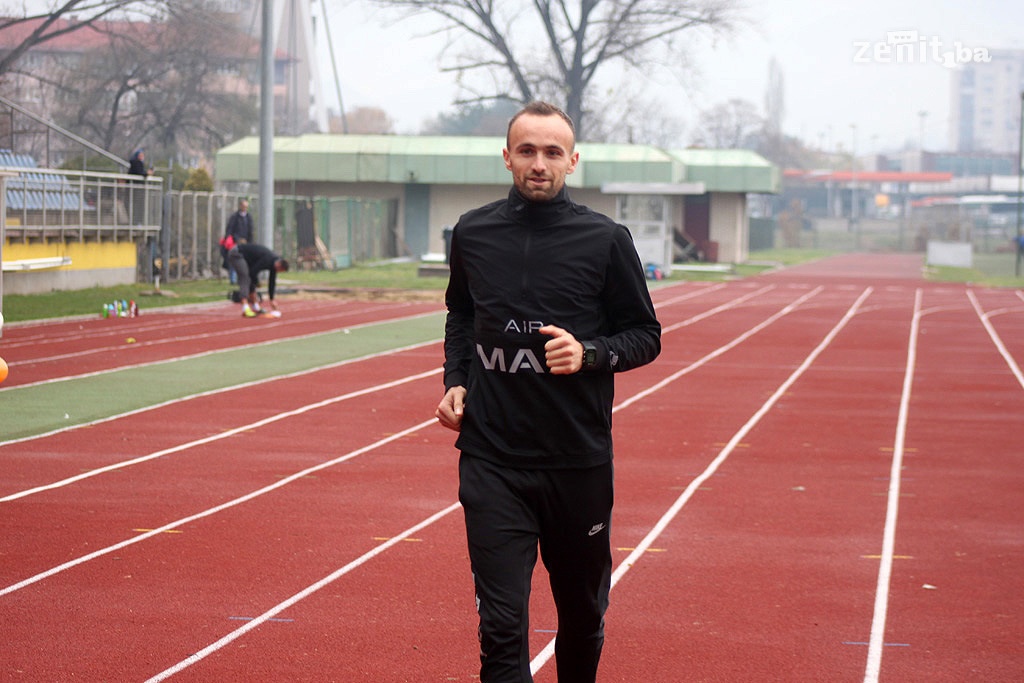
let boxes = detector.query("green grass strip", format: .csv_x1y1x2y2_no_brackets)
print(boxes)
0,312,445,442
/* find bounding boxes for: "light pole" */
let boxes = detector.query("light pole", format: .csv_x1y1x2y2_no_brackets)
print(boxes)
259,0,275,248
918,110,928,156
1016,92,1023,277
850,124,859,245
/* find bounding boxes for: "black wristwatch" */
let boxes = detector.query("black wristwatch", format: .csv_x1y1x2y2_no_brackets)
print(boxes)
581,341,598,370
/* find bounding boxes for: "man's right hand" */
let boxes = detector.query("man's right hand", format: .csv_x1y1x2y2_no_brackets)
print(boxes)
435,386,467,432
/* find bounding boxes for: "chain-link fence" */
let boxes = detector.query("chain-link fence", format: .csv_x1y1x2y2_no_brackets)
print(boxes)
754,207,1021,256
156,192,400,282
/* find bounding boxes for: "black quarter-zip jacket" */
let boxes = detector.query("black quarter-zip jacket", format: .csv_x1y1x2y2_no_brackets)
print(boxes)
443,186,662,469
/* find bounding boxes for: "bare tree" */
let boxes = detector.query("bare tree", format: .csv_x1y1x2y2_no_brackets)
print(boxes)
0,1,170,76
691,98,761,149
14,1,257,163
342,106,396,134
367,0,740,140
421,100,519,136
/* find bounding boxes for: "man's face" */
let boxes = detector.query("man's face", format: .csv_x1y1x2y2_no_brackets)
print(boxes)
503,113,579,202
239,200,248,213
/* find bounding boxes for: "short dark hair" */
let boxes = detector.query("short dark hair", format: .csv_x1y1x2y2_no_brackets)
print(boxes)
277,258,290,272
506,101,576,149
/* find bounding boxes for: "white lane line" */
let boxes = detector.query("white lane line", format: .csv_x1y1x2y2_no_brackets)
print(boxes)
863,288,920,683
0,367,441,503
616,285,820,413
0,308,442,390
145,285,836,681
0,301,423,352
1,283,773,463
0,417,439,598
967,289,1024,390
1,282,779,550
661,284,777,333
530,285,865,675
143,501,463,683
653,281,728,307
1,283,830,678
0,338,441,450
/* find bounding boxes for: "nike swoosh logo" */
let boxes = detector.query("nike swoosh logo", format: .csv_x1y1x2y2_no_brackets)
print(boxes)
588,523,606,537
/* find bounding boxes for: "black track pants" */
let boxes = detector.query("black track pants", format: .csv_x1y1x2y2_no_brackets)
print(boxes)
458,454,613,683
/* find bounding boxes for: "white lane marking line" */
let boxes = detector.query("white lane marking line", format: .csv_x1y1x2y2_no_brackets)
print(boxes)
0,418,438,598
0,367,440,502
0,338,441,450
146,285,833,681
0,282,777,468
616,286,821,413
1,300,411,351
531,286,867,675
661,285,776,333
653,281,728,307
3,284,834,674
0,309,442,390
143,501,463,683
863,288,919,683
967,289,1024,390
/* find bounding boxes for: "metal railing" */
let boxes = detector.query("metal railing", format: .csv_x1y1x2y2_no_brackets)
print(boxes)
3,166,163,239
0,94,129,173
2,165,400,285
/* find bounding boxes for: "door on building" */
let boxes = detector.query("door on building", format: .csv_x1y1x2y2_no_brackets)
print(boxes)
683,194,714,261
404,184,430,257
616,194,671,272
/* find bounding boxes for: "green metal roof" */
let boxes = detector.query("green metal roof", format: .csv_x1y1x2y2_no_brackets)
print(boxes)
215,134,777,193
670,148,781,194
575,142,683,185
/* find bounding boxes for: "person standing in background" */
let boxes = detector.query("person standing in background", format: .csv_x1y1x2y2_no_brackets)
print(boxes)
222,198,255,283
128,148,151,179
127,148,152,225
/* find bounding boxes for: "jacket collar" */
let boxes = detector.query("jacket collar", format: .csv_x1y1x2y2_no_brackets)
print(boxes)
507,186,572,225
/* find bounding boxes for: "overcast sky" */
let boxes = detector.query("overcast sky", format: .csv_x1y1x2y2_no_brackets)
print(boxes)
319,0,1024,154
10,0,1024,154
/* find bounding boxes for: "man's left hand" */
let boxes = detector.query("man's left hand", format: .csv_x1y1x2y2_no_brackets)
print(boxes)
539,325,582,374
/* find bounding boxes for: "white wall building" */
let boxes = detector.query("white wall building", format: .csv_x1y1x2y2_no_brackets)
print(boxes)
949,48,1024,154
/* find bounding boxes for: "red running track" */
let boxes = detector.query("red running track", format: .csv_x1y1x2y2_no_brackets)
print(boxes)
1,254,1022,682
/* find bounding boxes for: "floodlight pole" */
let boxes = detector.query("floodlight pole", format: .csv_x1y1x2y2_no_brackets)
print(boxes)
1016,90,1023,278
0,172,9,338
850,124,859,246
259,0,275,247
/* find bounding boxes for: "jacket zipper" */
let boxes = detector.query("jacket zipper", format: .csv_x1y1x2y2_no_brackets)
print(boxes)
520,226,532,299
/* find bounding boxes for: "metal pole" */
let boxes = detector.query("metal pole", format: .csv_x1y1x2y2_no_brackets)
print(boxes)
1016,90,1023,278
259,0,275,247
320,0,349,133
850,124,858,246
0,172,8,338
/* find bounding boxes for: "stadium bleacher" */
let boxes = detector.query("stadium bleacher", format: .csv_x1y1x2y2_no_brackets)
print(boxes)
1,149,83,211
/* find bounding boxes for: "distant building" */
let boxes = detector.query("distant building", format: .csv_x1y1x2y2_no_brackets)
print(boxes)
949,48,1024,154
0,5,323,163
884,150,1016,177
215,134,781,269
211,0,327,134
0,14,263,164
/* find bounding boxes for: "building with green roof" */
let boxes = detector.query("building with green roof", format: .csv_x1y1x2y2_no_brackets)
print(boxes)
214,134,779,269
